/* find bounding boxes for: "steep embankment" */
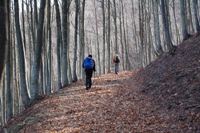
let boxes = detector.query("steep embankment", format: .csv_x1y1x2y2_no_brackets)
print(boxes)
3,35,200,133
134,35,200,132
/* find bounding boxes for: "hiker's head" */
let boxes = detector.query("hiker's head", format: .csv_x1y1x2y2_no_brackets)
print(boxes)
88,54,92,58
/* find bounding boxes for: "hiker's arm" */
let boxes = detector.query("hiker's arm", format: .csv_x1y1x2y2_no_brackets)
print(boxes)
93,60,96,71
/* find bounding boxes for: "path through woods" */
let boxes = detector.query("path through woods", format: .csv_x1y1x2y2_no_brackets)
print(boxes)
4,71,188,133
5,67,200,133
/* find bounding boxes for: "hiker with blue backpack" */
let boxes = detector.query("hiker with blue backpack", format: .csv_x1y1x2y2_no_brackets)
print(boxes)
82,54,96,90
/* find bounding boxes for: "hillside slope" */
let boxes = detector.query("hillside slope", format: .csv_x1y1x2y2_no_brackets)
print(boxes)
134,35,200,132
2,36,200,133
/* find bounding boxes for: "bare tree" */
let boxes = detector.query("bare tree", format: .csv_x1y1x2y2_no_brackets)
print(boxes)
101,0,106,74
54,0,62,89
180,0,190,40
0,0,7,79
72,0,80,82
192,0,200,33
152,0,163,56
107,0,111,73
94,0,101,74
14,0,30,107
61,0,71,86
160,0,175,52
30,0,46,100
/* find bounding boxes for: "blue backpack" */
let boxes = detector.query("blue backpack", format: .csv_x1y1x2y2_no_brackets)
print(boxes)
84,57,94,69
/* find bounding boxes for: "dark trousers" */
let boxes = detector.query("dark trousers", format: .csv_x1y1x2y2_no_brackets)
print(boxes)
85,69,93,88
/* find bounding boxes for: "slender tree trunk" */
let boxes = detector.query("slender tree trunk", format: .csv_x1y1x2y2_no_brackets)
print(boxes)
54,0,62,89
119,6,125,70
2,77,6,125
107,0,111,73
0,0,7,79
34,0,38,26
102,0,106,74
121,0,129,69
125,14,131,70
172,0,180,44
79,0,86,78
61,0,70,86
46,0,51,94
139,0,144,66
160,0,174,51
72,0,79,82
180,0,190,40
14,0,30,108
94,0,101,75
152,0,163,56
192,0,200,33
30,0,46,100
187,0,194,33
5,0,12,121
21,1,26,52
113,0,118,54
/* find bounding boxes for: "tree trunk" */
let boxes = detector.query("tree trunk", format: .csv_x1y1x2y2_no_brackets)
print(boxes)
5,0,12,122
172,0,180,44
113,0,118,54
160,0,174,51
72,0,79,82
187,0,194,33
107,0,111,73
119,6,125,70
46,0,51,95
180,0,190,40
79,0,86,78
61,0,70,86
0,0,6,80
54,0,62,89
152,0,163,56
30,0,46,100
94,0,101,75
102,0,106,74
14,0,30,108
192,0,200,33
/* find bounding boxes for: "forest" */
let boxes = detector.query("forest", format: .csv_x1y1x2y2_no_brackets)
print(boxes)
0,0,200,131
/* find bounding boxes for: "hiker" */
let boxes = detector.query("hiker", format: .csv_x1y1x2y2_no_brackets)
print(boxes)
113,54,120,74
82,54,96,90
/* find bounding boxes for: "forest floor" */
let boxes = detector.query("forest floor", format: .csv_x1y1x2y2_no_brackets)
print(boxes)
3,35,200,133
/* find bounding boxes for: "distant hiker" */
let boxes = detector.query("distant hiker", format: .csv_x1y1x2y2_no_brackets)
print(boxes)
113,55,120,74
82,54,96,90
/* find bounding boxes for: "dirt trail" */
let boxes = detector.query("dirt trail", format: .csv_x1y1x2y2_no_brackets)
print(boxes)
4,70,199,133
5,72,139,133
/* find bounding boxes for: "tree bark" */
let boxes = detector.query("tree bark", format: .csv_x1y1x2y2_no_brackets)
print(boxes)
102,0,106,74
72,0,79,82
0,0,6,80
14,0,30,108
94,0,101,75
30,0,46,100
107,0,111,73
160,0,174,51
79,0,86,78
61,0,71,86
46,0,51,95
113,0,118,54
54,0,62,89
192,0,200,33
152,0,163,56
180,0,190,40
5,0,13,122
